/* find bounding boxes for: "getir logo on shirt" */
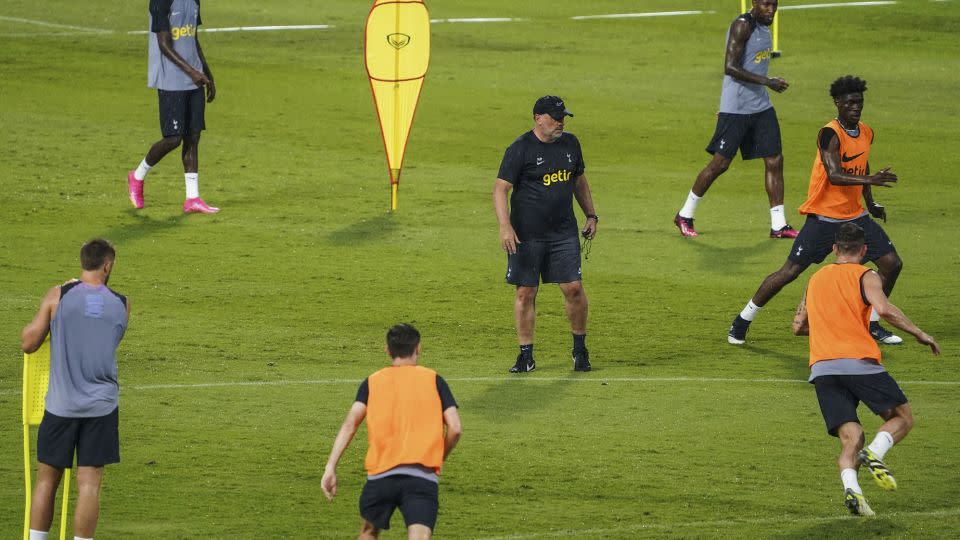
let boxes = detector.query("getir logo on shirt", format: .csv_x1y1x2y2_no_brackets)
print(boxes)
542,169,574,186
754,48,771,64
172,25,196,40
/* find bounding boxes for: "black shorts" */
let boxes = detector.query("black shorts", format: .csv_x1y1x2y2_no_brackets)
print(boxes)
158,88,206,137
787,214,896,266
37,408,120,468
506,236,582,287
813,373,908,437
359,475,439,531
705,107,782,160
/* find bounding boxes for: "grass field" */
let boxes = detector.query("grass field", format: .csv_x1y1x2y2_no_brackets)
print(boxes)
2,0,959,537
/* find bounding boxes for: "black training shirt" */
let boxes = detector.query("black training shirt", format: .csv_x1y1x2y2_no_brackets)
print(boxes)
497,131,586,241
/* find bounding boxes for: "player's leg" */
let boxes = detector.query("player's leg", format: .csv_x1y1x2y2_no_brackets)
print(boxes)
728,216,825,344
73,466,103,538
862,216,903,344
29,463,64,533
358,478,396,539
728,258,807,344
397,476,438,540
814,375,874,516
857,373,910,491
359,520,381,539
547,237,590,371
128,90,188,208
181,89,219,214
507,240,543,372
675,113,741,237
745,108,796,238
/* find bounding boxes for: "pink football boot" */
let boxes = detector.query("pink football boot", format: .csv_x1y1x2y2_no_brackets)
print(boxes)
127,171,144,209
183,197,220,214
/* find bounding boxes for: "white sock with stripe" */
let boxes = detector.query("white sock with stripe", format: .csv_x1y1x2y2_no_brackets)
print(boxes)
770,205,787,230
867,431,894,460
134,158,151,181
185,172,200,199
678,191,701,219
841,468,862,494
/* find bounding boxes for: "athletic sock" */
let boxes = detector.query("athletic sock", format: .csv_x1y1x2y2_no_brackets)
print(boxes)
74,537,93,540
29,530,49,540
867,431,895,460
870,308,880,323
678,190,701,219
841,468,862,494
519,344,533,359
770,205,787,230
134,158,152,181
573,333,586,351
185,172,200,199
739,300,762,322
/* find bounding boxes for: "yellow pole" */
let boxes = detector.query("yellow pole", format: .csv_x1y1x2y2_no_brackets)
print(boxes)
772,11,781,56
58,470,70,540
740,0,746,12
23,424,31,540
391,4,402,211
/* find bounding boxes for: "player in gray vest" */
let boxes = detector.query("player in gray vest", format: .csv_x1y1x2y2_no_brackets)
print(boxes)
21,239,130,540
674,0,796,239
127,0,219,214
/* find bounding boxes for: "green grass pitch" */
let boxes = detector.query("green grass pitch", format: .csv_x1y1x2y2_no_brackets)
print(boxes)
1,0,959,537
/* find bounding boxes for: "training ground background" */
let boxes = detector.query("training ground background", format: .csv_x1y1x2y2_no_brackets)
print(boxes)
1,1,958,537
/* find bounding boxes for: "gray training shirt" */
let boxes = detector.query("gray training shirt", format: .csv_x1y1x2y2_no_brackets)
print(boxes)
718,13,773,115
46,281,128,418
148,0,204,91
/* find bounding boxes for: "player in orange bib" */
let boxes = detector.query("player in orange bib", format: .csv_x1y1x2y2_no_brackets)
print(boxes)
321,324,462,539
728,76,904,345
791,223,939,516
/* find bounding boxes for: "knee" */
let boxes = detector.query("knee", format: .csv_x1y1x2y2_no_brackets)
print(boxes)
774,263,804,284
183,133,201,147
765,154,784,171
709,160,730,176
161,136,183,150
515,288,537,306
882,254,903,280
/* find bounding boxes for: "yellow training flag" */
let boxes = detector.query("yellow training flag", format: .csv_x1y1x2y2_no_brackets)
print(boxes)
364,0,430,210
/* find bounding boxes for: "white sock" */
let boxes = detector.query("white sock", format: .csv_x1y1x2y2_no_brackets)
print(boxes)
867,431,895,460
870,308,880,322
678,190,701,219
185,172,200,199
29,530,49,540
74,537,93,540
134,158,152,181
770,205,787,230
740,300,762,322
841,468,862,494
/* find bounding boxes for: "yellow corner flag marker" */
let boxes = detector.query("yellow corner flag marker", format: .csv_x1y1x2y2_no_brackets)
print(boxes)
23,339,71,540
364,0,431,211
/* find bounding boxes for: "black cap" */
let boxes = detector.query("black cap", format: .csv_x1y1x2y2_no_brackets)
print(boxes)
533,95,574,120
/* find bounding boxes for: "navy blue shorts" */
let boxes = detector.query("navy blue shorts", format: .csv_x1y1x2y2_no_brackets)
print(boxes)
506,236,582,287
37,408,120,468
158,88,206,137
813,372,907,437
787,214,896,266
359,475,439,531
705,107,782,160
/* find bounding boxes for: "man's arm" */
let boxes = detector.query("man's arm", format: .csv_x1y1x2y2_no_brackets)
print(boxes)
442,406,462,461
573,174,597,239
861,168,887,222
320,401,367,501
723,19,788,92
155,31,209,87
862,271,940,354
195,35,216,102
792,289,809,336
21,287,59,353
820,131,896,189
493,178,520,254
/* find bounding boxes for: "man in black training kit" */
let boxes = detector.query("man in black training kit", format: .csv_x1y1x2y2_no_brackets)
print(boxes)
493,96,598,373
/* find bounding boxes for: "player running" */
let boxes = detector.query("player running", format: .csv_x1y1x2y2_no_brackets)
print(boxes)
674,0,797,239
729,75,903,345
792,222,939,516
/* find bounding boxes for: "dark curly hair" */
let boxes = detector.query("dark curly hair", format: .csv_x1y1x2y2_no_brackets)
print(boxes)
830,75,867,98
